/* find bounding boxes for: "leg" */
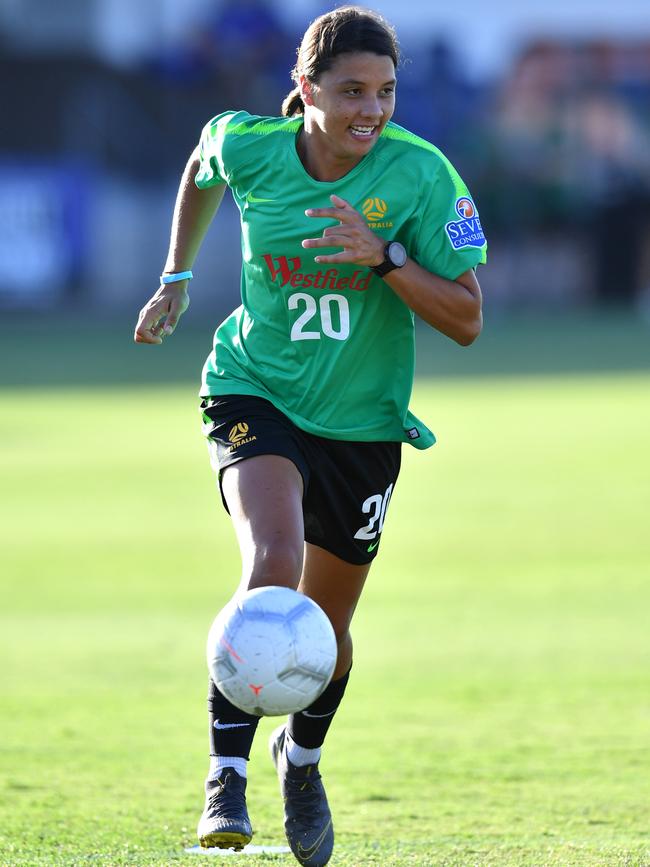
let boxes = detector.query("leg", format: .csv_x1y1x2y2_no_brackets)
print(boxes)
199,454,305,850
299,542,371,678
267,435,399,865
270,544,371,867
287,543,370,753
207,454,305,772
222,453,305,592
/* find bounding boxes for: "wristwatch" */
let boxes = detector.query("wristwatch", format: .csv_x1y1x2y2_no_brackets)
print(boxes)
371,241,408,278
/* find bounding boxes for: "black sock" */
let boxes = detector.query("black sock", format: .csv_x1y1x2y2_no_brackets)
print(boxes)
208,678,260,759
288,667,351,749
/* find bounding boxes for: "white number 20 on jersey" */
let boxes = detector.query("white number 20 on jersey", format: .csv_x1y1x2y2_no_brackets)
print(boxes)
289,293,350,341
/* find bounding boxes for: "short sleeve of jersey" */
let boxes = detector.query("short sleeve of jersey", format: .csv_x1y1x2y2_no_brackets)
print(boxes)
413,155,487,280
195,110,249,189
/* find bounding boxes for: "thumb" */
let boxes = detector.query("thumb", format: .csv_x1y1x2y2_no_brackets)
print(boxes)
163,295,188,335
163,314,179,335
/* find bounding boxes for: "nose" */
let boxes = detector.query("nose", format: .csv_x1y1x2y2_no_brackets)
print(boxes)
359,95,383,121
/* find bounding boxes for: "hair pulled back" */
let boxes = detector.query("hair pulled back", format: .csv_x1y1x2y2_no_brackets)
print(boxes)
282,6,400,117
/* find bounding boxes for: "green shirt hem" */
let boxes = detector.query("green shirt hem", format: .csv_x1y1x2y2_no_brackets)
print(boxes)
198,379,435,450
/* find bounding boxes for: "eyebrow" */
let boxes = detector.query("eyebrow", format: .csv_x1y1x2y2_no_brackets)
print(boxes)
337,78,397,87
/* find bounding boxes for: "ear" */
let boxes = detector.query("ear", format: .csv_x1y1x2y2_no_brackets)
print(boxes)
299,74,316,107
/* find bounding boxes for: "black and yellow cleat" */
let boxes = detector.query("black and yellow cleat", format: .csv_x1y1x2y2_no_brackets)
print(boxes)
197,768,253,851
269,725,334,867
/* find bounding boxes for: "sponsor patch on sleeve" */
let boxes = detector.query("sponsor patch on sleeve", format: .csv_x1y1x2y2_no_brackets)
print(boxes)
445,197,486,251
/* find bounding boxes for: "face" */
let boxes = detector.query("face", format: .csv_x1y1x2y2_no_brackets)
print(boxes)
301,52,396,165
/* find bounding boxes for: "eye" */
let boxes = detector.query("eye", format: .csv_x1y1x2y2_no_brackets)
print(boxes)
344,88,361,96
380,87,395,97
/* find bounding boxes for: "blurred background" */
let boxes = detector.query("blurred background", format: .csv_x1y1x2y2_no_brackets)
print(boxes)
2,6,649,863
2,0,650,338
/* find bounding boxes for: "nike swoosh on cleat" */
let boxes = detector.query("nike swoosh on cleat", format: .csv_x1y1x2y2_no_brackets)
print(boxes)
300,709,336,718
213,720,252,730
367,540,379,552
295,818,332,862
246,192,275,203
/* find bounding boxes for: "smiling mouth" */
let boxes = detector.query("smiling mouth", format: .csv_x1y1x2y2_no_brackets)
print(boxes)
349,124,378,139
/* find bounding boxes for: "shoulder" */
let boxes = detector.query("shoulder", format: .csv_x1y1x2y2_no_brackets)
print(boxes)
199,111,302,186
378,121,444,158
375,121,463,188
202,110,302,147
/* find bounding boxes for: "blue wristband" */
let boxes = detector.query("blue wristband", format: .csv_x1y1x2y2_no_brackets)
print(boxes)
160,270,193,284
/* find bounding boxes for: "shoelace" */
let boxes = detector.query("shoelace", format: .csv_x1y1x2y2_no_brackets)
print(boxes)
284,771,325,824
206,776,246,819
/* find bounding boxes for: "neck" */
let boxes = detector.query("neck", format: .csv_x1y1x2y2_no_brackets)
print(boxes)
296,124,362,183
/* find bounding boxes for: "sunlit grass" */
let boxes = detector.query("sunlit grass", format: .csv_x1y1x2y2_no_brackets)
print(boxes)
1,373,649,865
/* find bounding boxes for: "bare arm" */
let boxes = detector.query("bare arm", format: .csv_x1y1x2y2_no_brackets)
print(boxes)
134,147,226,344
381,260,482,346
302,194,483,346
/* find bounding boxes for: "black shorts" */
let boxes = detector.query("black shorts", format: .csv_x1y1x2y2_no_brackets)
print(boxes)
200,394,401,565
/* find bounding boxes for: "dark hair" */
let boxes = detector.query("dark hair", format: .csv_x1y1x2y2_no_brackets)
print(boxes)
282,6,400,117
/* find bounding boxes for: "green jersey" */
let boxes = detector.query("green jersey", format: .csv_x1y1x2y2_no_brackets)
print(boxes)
195,111,487,449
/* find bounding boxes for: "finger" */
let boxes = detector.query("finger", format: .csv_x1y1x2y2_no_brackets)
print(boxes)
322,225,356,238
305,207,357,223
134,308,164,342
313,252,362,265
149,318,165,339
302,235,350,249
134,327,163,345
330,194,354,210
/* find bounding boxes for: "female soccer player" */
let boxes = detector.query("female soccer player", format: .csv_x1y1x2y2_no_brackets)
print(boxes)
135,6,486,865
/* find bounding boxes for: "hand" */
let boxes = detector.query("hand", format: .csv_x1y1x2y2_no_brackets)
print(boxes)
302,195,385,266
134,282,190,344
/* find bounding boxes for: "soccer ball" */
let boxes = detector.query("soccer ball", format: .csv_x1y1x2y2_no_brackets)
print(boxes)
207,586,337,716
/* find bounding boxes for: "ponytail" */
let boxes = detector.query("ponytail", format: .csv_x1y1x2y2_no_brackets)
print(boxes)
282,7,399,118
282,86,304,117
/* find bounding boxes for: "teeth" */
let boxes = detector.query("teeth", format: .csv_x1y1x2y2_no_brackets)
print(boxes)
350,126,375,135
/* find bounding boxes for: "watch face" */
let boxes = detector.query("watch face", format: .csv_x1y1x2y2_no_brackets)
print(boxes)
387,242,407,267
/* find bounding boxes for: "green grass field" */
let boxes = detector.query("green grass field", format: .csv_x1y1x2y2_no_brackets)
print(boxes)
1,316,649,866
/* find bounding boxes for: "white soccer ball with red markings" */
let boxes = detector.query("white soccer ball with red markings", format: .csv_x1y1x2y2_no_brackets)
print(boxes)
207,586,337,716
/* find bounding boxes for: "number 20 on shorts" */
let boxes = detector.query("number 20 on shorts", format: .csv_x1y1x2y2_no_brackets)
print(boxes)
354,484,394,541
